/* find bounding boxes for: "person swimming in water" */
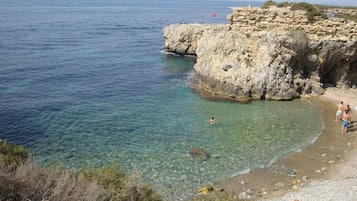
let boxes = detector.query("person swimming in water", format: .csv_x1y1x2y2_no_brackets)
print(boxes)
209,117,216,124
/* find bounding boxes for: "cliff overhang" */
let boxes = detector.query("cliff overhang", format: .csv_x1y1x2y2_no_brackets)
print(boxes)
163,6,357,101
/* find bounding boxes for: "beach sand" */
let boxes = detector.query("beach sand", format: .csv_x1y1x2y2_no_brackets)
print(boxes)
210,88,357,200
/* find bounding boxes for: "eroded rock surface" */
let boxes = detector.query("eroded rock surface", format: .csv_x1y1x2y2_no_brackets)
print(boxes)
163,6,357,101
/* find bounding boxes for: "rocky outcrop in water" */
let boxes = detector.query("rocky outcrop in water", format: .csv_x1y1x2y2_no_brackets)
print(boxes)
163,6,357,101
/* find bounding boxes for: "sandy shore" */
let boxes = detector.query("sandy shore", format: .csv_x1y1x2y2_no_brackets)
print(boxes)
211,88,357,200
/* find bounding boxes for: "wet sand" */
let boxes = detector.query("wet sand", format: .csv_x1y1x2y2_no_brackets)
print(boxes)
210,89,357,199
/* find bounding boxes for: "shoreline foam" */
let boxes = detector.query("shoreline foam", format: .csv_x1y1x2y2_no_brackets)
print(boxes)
211,88,357,200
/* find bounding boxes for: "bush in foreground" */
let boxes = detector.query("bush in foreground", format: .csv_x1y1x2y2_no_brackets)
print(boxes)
0,140,162,201
0,139,29,168
80,164,162,201
0,160,105,201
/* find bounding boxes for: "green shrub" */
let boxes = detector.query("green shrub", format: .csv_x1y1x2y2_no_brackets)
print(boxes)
290,2,327,22
291,2,316,12
340,13,357,22
80,164,162,201
80,164,128,200
0,140,29,167
0,140,162,201
277,2,292,7
0,160,106,201
262,0,278,8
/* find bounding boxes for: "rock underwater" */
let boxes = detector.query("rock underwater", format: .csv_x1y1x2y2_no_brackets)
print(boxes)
163,6,357,101
189,147,209,161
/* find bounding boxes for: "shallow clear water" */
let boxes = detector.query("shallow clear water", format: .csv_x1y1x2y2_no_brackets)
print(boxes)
0,0,324,199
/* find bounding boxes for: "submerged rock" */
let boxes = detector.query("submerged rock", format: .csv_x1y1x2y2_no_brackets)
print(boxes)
189,147,209,161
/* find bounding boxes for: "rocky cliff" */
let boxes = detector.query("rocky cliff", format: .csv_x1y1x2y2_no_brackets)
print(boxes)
163,6,357,101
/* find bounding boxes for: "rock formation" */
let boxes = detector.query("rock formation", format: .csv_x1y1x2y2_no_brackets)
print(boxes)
163,6,357,101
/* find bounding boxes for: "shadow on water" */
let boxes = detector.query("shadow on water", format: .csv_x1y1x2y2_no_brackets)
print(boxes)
162,54,196,75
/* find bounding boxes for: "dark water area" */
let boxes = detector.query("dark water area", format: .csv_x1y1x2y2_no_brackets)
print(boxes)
0,0,324,199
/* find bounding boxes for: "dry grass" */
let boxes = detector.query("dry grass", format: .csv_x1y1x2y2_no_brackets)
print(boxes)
0,160,106,201
0,140,162,201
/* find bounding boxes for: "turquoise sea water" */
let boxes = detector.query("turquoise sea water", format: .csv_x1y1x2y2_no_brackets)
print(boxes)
0,0,324,199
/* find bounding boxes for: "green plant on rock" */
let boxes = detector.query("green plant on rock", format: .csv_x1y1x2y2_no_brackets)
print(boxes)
0,155,106,201
80,164,128,199
80,164,162,201
277,1,292,7
0,141,162,201
262,0,278,8
0,140,29,167
290,2,327,22
340,13,357,22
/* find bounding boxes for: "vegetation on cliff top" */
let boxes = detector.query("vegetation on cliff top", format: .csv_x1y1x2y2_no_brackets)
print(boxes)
262,1,327,22
0,140,162,201
262,1,357,22
338,12,357,22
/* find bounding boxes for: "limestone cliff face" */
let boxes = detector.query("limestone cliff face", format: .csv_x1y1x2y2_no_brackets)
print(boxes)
163,6,357,101
163,24,230,56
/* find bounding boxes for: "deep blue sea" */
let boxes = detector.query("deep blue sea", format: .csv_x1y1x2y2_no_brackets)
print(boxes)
0,0,325,200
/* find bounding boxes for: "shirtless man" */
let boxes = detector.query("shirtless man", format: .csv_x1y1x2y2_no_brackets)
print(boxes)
342,110,351,134
209,117,216,124
345,104,352,123
335,101,344,121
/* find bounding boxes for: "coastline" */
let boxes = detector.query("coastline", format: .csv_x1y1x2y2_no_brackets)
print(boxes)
211,88,357,200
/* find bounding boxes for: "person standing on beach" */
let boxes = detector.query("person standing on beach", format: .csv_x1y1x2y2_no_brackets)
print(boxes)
336,101,344,121
346,104,352,123
341,110,351,134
